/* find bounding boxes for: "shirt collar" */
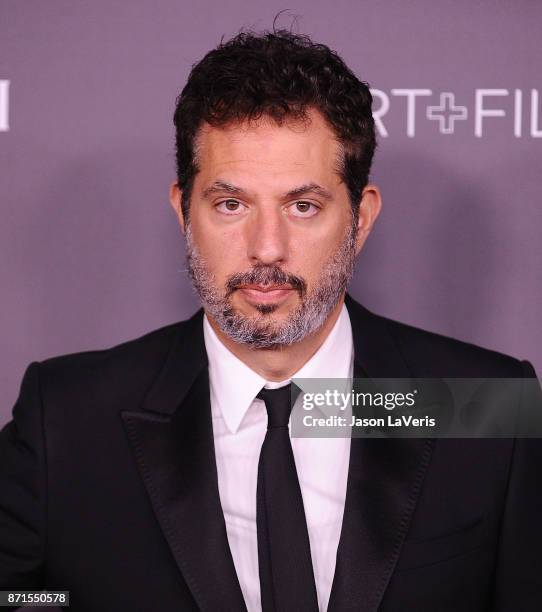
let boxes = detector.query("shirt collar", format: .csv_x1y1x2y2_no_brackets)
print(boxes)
203,303,354,434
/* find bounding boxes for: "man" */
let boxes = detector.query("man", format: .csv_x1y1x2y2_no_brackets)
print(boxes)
1,29,540,612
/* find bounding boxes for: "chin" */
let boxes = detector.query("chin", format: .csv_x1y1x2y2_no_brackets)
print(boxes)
252,303,280,315
240,304,285,319
233,292,298,317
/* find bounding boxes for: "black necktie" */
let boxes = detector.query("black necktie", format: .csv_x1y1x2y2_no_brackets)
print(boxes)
256,384,319,612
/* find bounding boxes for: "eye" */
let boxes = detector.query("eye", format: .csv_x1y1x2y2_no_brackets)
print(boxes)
289,201,320,218
215,199,246,215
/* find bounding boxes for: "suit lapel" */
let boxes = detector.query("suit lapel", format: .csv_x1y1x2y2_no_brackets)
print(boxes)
121,310,247,612
327,295,435,611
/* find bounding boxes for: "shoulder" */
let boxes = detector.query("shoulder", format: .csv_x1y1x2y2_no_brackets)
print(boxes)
385,315,529,377
34,310,203,405
345,295,534,378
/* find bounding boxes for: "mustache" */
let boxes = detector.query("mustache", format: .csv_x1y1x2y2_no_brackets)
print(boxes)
225,265,307,298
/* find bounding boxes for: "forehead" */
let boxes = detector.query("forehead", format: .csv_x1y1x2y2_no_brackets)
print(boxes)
193,108,343,190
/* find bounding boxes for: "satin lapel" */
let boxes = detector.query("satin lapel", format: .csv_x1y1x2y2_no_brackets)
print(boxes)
327,295,435,611
121,309,247,612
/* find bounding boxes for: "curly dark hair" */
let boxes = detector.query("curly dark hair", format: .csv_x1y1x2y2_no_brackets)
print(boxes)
173,28,376,221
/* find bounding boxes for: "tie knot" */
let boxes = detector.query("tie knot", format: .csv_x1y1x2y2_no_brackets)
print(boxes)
257,384,294,428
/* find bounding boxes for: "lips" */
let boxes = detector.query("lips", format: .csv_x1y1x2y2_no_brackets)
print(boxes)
237,284,295,306
238,284,293,292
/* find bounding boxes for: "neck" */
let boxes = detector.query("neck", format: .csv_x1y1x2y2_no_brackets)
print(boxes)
206,295,345,381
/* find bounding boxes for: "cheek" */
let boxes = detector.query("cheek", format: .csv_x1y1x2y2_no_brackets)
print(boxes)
191,220,246,273
289,221,348,273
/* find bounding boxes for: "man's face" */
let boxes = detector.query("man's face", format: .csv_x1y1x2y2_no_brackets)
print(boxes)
170,107,380,348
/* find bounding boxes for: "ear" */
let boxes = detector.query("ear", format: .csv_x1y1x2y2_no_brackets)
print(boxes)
169,181,185,234
354,184,382,255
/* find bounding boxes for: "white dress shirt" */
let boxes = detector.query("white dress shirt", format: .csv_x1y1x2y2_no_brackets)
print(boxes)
204,304,354,612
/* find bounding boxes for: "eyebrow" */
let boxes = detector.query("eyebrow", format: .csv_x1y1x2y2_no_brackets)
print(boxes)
200,180,334,201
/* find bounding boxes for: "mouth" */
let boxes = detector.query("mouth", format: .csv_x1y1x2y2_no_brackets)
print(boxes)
237,284,295,305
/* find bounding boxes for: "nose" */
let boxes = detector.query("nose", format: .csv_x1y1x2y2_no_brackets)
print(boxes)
246,207,288,266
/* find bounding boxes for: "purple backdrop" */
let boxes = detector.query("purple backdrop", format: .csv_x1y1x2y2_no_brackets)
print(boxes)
2,0,541,426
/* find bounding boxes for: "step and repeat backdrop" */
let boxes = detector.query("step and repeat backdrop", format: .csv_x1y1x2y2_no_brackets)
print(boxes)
1,0,541,424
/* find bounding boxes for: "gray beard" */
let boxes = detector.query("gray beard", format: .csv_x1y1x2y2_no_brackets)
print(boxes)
184,220,357,349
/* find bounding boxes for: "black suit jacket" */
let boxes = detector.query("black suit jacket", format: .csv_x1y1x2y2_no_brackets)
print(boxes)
1,294,541,611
